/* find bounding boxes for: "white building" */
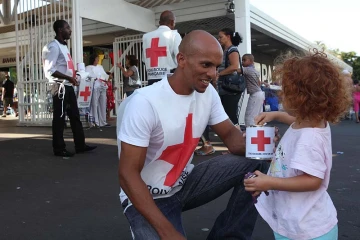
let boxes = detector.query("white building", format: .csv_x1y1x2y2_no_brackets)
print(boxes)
0,0,352,126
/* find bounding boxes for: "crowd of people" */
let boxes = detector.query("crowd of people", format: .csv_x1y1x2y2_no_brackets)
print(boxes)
34,8,357,239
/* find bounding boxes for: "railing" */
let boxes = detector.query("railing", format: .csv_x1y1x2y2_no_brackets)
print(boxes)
16,0,72,126
113,34,146,113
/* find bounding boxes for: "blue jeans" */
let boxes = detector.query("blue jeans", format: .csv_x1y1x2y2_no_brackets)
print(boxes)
123,154,267,239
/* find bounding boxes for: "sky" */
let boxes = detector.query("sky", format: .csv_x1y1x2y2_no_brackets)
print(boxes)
250,0,360,55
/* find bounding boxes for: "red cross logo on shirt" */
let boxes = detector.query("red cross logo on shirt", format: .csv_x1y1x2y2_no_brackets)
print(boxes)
80,86,91,101
251,130,271,151
67,53,75,77
157,113,200,187
146,38,167,67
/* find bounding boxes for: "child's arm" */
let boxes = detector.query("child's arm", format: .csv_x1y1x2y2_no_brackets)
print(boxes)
244,170,322,193
255,112,295,126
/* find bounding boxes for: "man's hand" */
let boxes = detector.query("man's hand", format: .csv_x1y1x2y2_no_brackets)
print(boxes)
68,77,79,86
244,170,273,192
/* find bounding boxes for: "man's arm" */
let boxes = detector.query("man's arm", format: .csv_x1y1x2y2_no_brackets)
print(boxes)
211,119,245,155
219,52,239,76
119,143,183,239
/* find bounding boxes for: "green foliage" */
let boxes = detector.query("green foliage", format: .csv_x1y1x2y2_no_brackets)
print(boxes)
341,51,360,80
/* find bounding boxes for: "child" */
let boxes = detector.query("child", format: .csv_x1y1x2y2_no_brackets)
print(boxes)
244,50,351,240
241,54,264,126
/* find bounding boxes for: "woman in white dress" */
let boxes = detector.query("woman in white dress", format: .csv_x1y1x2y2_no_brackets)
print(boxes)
85,54,110,127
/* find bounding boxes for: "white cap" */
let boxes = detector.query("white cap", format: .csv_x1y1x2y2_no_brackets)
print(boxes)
77,63,85,72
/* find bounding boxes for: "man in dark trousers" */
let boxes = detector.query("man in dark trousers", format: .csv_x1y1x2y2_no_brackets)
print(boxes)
42,19,96,157
1,75,14,117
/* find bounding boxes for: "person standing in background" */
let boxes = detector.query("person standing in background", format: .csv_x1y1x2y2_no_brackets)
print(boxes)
117,55,140,97
142,10,182,85
42,19,96,157
1,75,14,117
240,54,264,126
86,54,110,128
217,28,243,125
195,28,243,155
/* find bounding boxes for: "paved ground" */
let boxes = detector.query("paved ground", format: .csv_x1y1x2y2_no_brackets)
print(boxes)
0,117,359,240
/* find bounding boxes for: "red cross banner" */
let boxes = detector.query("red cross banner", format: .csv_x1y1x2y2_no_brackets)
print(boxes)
245,126,275,160
77,72,94,108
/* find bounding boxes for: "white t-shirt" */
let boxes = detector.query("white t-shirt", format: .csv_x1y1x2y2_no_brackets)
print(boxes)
85,65,108,89
256,123,337,240
117,78,228,204
142,26,182,79
42,39,75,86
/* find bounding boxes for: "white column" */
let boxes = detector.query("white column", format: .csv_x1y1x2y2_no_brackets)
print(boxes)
234,0,251,125
234,0,251,55
71,0,83,66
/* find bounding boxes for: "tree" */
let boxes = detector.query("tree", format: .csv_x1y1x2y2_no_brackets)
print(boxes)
341,51,360,80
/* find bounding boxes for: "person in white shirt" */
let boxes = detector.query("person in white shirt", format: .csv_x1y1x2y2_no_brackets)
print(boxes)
85,54,110,128
117,30,269,240
42,20,96,157
142,10,182,85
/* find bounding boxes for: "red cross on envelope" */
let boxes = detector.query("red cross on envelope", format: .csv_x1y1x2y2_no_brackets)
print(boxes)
251,130,271,151
146,38,167,67
80,86,91,101
157,114,199,187
67,53,75,78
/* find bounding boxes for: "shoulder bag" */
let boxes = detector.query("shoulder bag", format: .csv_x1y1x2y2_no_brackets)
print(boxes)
221,48,246,93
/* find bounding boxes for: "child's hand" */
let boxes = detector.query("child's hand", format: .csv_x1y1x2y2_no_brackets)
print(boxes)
254,112,275,125
244,170,272,192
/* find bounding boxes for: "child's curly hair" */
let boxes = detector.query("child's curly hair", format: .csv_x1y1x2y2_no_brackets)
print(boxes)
274,49,352,124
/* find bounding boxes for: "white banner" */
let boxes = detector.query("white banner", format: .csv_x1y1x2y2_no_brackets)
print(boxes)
77,72,94,108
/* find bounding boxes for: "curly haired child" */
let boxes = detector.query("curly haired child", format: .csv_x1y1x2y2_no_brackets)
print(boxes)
244,50,351,240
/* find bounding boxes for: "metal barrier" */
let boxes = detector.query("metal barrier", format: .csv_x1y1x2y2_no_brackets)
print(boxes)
113,34,146,113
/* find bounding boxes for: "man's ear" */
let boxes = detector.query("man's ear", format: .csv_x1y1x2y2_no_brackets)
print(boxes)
177,52,186,68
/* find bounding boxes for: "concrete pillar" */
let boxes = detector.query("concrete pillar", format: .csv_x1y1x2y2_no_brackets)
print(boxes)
71,0,83,67
1,0,12,24
234,0,251,55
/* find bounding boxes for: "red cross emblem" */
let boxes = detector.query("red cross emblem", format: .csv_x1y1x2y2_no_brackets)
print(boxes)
157,113,199,187
146,38,167,67
67,53,75,77
80,86,91,101
251,130,271,151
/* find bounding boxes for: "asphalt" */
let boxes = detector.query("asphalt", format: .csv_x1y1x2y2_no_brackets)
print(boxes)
0,117,359,240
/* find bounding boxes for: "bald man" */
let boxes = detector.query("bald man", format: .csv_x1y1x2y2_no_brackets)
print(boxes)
117,30,264,240
142,10,182,85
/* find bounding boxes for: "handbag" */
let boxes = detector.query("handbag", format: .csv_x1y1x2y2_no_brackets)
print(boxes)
128,66,142,87
221,48,246,93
